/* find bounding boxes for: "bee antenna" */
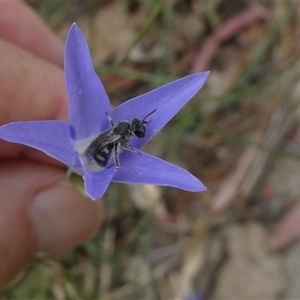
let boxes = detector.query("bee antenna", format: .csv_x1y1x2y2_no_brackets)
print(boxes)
142,109,157,123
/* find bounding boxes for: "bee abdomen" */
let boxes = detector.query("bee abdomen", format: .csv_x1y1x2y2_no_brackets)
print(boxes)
93,144,114,167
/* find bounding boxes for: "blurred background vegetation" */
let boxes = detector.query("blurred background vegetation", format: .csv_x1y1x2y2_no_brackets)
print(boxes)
4,0,300,299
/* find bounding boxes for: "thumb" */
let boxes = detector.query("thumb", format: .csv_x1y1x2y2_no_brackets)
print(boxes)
0,162,103,291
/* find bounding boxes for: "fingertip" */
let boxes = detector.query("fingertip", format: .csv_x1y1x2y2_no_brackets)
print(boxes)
0,161,104,291
29,182,103,255
0,204,34,291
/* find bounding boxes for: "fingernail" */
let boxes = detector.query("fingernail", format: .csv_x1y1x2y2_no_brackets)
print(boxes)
28,183,101,254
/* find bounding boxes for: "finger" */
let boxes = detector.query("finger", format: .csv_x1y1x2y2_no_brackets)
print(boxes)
0,38,68,157
0,159,103,291
0,0,64,67
0,39,67,124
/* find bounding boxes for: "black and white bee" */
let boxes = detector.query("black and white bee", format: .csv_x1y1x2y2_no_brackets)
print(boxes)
84,109,156,169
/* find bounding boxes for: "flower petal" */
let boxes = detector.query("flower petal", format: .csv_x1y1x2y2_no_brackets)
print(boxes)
65,23,112,142
111,72,209,149
0,121,75,166
83,165,117,200
112,151,206,192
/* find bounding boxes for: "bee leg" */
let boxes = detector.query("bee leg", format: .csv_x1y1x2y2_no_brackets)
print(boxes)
113,143,121,169
122,144,142,156
105,113,115,127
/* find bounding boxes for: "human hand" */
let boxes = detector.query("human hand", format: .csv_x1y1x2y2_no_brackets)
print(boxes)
0,1,103,291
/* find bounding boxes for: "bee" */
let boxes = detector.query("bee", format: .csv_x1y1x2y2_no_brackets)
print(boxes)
84,109,156,169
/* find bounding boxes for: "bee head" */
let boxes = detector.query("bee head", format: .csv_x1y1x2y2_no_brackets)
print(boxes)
130,109,156,139
131,119,146,138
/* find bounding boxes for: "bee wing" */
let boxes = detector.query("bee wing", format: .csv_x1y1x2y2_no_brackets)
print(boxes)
84,130,121,157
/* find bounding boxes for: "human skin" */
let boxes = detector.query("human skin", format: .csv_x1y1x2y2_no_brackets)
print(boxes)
0,1,103,291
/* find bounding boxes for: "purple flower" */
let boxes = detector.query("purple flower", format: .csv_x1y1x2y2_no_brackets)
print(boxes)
0,23,209,200
185,293,203,300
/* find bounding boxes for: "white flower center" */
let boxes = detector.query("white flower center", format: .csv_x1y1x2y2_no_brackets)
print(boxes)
74,134,107,172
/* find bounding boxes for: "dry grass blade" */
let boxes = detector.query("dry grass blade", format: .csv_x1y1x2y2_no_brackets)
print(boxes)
99,226,115,295
241,106,294,197
212,105,294,214
174,217,211,299
211,141,258,213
